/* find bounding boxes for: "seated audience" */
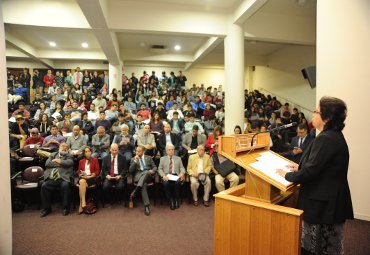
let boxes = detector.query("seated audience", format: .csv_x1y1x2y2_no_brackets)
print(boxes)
113,124,134,162
158,144,185,210
204,115,217,136
157,123,180,156
129,145,157,216
168,111,185,134
211,144,239,192
77,146,100,214
24,128,44,147
40,143,73,217
66,125,87,159
205,125,222,155
94,111,111,132
184,113,204,133
91,126,110,158
187,145,212,207
288,124,313,163
12,102,31,121
137,124,156,156
182,125,206,153
101,143,128,204
9,115,29,156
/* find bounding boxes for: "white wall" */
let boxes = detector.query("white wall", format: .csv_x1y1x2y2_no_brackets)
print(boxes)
0,4,13,254
317,0,370,221
249,45,316,116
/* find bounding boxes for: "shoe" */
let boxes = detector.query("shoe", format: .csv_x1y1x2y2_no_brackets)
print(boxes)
40,208,51,218
78,205,86,215
193,200,198,206
144,206,150,216
175,200,180,209
170,200,175,210
203,200,210,207
62,208,70,216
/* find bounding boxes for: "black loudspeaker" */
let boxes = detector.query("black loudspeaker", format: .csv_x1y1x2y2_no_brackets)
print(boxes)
301,66,316,89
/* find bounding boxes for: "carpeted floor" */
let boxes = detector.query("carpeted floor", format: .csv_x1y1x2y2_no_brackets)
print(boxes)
12,203,370,255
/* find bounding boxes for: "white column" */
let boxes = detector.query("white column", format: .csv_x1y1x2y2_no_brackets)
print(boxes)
317,0,370,220
224,22,245,135
108,62,123,94
0,4,13,254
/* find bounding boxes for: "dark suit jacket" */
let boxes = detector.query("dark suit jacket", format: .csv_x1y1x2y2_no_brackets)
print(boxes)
157,132,180,152
288,135,313,163
101,153,128,179
285,130,354,224
78,157,100,177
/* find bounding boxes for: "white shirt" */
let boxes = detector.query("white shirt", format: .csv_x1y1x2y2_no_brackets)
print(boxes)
111,155,118,175
197,157,204,174
84,161,91,176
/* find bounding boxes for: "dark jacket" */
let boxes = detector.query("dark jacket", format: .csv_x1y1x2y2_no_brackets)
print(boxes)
157,132,180,153
285,130,354,224
288,135,313,163
101,153,128,179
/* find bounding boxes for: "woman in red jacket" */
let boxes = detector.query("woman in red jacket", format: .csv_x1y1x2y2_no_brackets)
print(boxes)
77,146,100,214
205,125,223,155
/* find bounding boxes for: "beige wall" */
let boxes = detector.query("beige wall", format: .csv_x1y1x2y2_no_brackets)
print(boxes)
317,0,370,221
249,45,316,118
0,5,13,254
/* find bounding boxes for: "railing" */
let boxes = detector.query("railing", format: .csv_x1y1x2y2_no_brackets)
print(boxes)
258,87,314,121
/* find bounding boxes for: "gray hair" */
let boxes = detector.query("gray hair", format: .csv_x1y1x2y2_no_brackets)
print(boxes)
197,145,205,150
97,126,105,132
165,143,175,151
121,124,129,130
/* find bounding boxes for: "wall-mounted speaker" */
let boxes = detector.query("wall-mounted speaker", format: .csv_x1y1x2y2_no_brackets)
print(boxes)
301,66,316,89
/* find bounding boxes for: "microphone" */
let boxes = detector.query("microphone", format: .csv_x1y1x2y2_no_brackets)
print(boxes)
268,122,297,132
250,122,297,146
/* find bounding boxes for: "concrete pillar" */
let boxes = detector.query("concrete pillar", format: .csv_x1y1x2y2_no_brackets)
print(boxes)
224,22,245,135
317,0,370,220
108,62,123,94
0,4,13,254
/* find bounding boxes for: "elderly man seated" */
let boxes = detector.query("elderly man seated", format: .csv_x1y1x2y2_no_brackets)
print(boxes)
158,143,185,210
187,145,212,207
40,143,74,217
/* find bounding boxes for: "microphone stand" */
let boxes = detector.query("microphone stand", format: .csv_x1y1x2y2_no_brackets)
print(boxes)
249,125,288,147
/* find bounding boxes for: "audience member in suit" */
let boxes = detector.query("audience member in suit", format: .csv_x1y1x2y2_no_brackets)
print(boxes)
157,123,180,156
211,144,239,192
101,143,128,203
40,143,74,217
277,97,353,255
182,125,206,153
91,126,110,158
77,146,100,214
129,145,157,216
288,124,313,163
112,124,134,162
187,145,212,207
137,124,156,156
158,143,185,210
168,111,185,134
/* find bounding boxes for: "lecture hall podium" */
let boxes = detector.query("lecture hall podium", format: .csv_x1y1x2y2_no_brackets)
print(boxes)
214,133,303,255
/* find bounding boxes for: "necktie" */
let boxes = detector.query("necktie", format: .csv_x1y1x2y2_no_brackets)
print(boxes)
139,157,146,170
50,168,60,180
110,156,115,176
298,138,302,147
169,157,173,174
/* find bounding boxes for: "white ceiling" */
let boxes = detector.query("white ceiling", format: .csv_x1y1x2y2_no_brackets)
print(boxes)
3,0,317,69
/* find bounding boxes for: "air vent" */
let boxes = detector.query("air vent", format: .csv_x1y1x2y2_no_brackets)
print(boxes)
150,45,168,54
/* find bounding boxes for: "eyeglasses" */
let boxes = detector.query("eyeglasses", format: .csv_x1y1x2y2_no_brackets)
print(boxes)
313,110,321,115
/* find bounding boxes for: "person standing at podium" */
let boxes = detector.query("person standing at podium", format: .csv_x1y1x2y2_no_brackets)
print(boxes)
277,97,353,255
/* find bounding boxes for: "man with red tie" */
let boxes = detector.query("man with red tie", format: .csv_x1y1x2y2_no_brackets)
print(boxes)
101,143,128,204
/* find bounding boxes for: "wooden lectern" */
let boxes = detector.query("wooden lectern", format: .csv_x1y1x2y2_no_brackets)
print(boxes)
214,133,303,255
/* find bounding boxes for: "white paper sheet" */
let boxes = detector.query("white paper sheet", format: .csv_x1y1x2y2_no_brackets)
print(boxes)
167,174,180,181
188,149,197,154
249,151,293,187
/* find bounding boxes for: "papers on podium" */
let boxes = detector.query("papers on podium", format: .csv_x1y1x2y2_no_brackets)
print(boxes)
167,174,179,181
249,151,293,187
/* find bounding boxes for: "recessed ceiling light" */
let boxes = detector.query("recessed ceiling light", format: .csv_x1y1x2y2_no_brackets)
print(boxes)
81,42,89,48
49,41,56,47
174,45,181,51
